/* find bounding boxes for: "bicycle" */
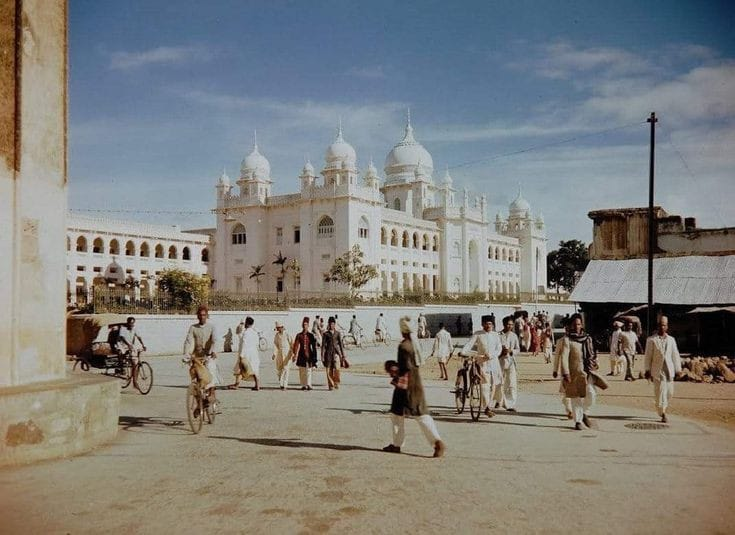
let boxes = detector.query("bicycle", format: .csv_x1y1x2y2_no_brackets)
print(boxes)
184,357,216,434
453,352,483,421
373,330,392,345
343,329,366,349
102,348,154,395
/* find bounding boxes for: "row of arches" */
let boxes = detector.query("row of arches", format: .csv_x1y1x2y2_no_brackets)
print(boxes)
69,235,208,262
489,245,520,262
380,227,439,251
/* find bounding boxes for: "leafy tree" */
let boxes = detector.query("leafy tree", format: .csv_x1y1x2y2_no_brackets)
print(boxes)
324,244,378,297
547,239,589,292
249,264,265,294
157,269,210,309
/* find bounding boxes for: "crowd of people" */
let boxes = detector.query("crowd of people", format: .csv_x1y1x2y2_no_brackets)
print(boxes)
140,304,684,456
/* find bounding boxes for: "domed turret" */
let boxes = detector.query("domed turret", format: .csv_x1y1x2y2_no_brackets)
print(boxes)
384,110,434,182
302,158,315,177
442,167,453,186
325,121,356,169
364,158,380,189
509,185,531,218
300,158,316,190
240,131,271,180
217,167,230,186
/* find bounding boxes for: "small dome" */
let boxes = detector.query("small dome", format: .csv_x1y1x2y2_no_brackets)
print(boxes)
384,112,434,180
442,167,453,186
325,123,356,167
240,133,271,179
509,186,531,217
217,168,230,186
301,159,315,176
365,158,379,179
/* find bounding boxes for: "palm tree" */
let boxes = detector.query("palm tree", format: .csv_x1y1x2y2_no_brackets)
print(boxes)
249,264,265,294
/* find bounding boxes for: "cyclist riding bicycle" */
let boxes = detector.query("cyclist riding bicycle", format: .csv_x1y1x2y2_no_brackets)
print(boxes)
183,305,218,415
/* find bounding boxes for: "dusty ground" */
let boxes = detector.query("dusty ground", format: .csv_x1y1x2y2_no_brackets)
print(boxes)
1,344,734,534
350,348,735,430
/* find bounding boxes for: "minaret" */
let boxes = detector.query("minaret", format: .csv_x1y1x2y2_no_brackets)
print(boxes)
300,157,316,191
216,167,231,204
364,157,380,190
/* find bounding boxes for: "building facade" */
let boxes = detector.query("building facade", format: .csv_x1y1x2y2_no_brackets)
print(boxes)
212,117,547,299
66,214,211,303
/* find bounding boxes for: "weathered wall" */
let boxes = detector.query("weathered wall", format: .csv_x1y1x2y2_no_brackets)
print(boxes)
70,302,577,357
0,0,68,386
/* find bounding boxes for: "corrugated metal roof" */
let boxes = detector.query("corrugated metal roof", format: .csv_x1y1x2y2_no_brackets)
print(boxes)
570,256,735,305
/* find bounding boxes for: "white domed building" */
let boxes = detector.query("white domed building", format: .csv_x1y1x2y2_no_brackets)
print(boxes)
212,116,547,299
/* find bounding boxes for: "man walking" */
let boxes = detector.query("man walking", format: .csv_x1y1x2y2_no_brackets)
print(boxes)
272,321,293,390
609,320,623,376
383,316,445,458
644,316,682,423
460,314,503,418
495,316,521,411
230,316,261,390
375,313,387,342
321,316,346,390
621,320,642,381
430,323,452,380
293,316,317,390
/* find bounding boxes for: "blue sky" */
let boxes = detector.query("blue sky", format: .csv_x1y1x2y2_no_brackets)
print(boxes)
69,0,735,246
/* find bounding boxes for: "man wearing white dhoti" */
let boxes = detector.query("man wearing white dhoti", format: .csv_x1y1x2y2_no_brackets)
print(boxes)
430,323,452,380
460,314,503,418
494,316,521,411
644,316,682,423
229,316,261,390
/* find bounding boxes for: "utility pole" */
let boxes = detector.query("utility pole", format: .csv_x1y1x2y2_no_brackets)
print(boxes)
647,112,657,335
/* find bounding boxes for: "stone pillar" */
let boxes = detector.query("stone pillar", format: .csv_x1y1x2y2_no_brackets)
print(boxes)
0,0,119,466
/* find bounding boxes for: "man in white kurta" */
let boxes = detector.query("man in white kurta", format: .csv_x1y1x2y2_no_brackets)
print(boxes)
609,321,622,376
495,316,521,411
375,313,387,342
430,323,453,380
620,321,641,381
272,321,293,390
461,314,503,417
231,316,261,390
644,316,682,423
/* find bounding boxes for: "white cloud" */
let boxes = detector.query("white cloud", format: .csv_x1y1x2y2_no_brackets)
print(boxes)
109,45,212,70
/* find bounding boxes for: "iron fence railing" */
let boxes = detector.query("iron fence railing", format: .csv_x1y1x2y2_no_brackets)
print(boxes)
75,286,568,315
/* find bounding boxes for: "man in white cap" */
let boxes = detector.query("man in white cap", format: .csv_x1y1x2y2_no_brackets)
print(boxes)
644,316,682,423
460,314,503,418
383,316,445,458
609,320,623,376
272,321,293,390
494,315,521,411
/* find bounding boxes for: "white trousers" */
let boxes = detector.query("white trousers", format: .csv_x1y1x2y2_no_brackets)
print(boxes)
569,383,597,423
492,365,518,409
298,366,312,388
653,378,674,415
390,413,441,448
480,383,497,411
275,359,290,388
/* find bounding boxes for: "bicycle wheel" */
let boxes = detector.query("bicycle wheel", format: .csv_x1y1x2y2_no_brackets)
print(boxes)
121,362,133,388
134,361,154,395
469,379,482,421
383,332,392,345
258,337,267,351
455,387,466,414
186,383,203,434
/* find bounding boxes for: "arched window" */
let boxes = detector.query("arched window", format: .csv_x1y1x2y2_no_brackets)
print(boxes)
502,248,507,262
109,239,120,255
67,236,71,251
412,232,419,249
358,216,369,239
422,234,429,251
140,242,150,257
402,231,409,248
488,246,493,259
76,236,87,252
182,246,191,261
92,237,103,254
390,229,398,246
381,227,387,245
125,240,135,256
318,215,334,238
453,241,461,257
201,248,209,263
432,235,439,252
154,243,164,258
168,245,177,259
494,247,499,260
231,224,246,245
393,198,401,211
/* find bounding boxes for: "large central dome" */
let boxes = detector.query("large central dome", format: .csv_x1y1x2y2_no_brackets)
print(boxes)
384,115,433,181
